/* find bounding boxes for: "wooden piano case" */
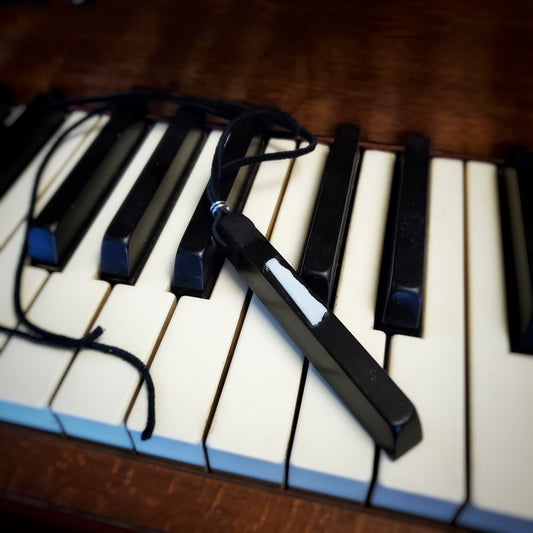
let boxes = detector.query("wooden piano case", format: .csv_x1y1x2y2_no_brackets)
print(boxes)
1,1,532,531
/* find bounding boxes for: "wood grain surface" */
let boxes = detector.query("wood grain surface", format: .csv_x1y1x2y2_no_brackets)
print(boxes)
1,1,530,531
1,0,533,157
0,424,470,533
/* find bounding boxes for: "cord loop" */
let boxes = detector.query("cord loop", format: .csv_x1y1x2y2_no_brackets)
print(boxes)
6,89,317,441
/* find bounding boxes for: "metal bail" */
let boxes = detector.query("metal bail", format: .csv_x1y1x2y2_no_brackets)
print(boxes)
209,200,229,217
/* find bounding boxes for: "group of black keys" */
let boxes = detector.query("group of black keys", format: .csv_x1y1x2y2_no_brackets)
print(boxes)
1,86,531,460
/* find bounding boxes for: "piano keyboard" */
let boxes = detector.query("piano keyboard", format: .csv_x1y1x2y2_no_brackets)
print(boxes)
0,102,532,533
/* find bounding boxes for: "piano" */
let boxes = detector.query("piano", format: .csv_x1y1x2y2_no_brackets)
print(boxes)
1,1,532,532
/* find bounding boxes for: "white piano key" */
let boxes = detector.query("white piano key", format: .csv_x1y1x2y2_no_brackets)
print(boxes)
287,150,394,500
127,266,247,463
0,272,110,431
456,162,533,532
49,132,222,447
0,111,104,248
127,138,298,463
0,124,167,431
205,143,330,483
0,113,106,345
51,284,175,447
371,158,466,521
0,225,48,350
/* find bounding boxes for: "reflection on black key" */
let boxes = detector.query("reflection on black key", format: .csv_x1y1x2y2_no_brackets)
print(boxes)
100,108,205,283
0,91,66,198
499,148,533,354
28,103,149,268
215,212,422,459
0,84,12,125
172,118,264,297
301,124,361,305
374,135,430,336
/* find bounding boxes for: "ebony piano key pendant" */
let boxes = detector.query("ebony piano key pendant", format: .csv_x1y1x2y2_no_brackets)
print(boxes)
499,148,533,354
374,135,430,337
99,108,205,283
28,103,149,268
172,118,264,298
214,211,422,460
0,91,67,199
301,124,361,305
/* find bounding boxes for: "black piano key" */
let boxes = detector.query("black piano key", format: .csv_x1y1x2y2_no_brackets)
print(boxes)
0,84,12,125
0,91,67,198
172,118,264,298
99,108,205,283
215,212,422,459
27,103,149,268
301,124,361,305
374,135,430,337
499,148,533,354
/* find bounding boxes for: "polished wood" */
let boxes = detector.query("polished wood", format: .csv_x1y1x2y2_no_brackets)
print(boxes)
1,0,533,157
1,0,531,531
0,424,469,533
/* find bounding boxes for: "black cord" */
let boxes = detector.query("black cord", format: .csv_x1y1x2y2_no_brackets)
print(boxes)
206,107,316,207
3,90,317,441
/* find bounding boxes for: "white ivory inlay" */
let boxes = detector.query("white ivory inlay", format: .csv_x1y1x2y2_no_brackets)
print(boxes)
265,258,327,326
